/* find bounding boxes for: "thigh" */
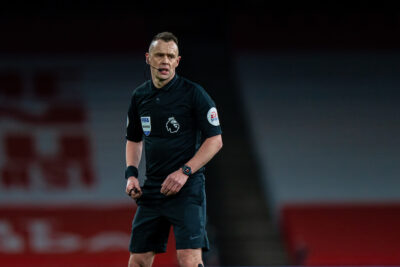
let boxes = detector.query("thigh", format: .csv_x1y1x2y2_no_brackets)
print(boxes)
165,177,210,251
130,205,171,253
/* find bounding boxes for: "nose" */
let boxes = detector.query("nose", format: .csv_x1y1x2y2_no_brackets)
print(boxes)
161,55,169,64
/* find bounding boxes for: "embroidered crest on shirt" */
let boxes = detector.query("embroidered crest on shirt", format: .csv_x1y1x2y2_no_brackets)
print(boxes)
140,116,151,136
166,117,180,133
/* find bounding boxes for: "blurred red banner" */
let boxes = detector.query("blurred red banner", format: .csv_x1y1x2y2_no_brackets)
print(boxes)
0,204,178,267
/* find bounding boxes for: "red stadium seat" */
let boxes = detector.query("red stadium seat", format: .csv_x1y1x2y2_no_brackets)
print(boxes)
281,203,400,265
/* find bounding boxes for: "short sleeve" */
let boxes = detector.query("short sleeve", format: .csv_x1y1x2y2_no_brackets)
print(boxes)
126,92,143,142
193,86,222,138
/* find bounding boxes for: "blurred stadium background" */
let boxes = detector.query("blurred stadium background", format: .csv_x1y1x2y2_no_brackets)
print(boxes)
1,2,400,266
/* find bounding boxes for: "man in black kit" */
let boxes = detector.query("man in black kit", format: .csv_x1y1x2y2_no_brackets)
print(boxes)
125,32,223,267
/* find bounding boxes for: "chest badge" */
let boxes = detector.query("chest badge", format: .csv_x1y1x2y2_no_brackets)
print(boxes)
140,116,151,136
166,117,180,134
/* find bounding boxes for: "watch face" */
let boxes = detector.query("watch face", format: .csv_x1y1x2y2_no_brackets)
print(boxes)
183,166,191,175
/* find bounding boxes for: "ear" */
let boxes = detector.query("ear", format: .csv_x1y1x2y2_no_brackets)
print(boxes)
145,53,149,64
176,56,181,66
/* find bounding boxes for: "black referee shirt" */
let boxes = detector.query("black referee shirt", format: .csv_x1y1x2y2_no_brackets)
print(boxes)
126,74,222,181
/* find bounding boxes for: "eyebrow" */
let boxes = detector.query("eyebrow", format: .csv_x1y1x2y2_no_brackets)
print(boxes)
155,52,176,57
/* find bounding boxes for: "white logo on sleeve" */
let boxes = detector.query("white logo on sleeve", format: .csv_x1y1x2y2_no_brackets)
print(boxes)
126,116,129,127
207,107,220,126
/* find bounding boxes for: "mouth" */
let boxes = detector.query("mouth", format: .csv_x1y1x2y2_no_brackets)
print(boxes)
158,67,169,75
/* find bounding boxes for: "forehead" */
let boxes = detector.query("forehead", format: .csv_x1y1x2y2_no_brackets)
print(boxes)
149,40,179,55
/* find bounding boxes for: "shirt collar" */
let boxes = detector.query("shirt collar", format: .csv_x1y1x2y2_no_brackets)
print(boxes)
151,74,178,91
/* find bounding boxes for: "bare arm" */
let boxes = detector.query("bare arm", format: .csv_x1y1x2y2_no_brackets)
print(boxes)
161,134,223,196
185,134,223,174
126,140,142,167
125,140,143,199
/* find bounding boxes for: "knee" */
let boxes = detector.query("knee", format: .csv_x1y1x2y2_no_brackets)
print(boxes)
178,257,194,267
177,250,203,267
128,256,147,267
128,253,154,267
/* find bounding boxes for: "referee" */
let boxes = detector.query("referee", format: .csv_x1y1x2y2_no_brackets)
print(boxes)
125,32,223,267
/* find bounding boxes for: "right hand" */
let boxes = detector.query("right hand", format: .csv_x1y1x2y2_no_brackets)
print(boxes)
125,176,142,200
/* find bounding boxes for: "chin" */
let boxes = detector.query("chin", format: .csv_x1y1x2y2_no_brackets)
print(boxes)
158,74,170,80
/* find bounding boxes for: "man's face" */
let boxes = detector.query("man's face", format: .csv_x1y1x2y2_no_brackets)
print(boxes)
146,40,181,82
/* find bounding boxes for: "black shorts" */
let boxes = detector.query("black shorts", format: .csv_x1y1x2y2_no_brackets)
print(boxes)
129,174,209,253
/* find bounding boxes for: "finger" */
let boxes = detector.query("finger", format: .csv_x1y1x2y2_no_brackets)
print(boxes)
161,177,172,193
128,188,135,196
175,184,183,193
134,186,142,194
125,183,136,195
167,180,184,196
167,184,180,195
161,181,172,194
126,186,133,195
129,189,142,199
161,176,168,187
130,193,142,200
126,182,139,194
130,187,142,195
127,186,141,197
162,181,176,195
161,182,171,194
133,191,142,199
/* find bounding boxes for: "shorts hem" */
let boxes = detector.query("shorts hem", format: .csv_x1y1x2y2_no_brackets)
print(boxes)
129,246,166,254
176,242,210,252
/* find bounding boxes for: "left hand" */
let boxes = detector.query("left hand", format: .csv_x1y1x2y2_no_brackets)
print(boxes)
161,169,189,196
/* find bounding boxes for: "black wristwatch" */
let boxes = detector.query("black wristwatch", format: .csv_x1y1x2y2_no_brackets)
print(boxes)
181,165,192,176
